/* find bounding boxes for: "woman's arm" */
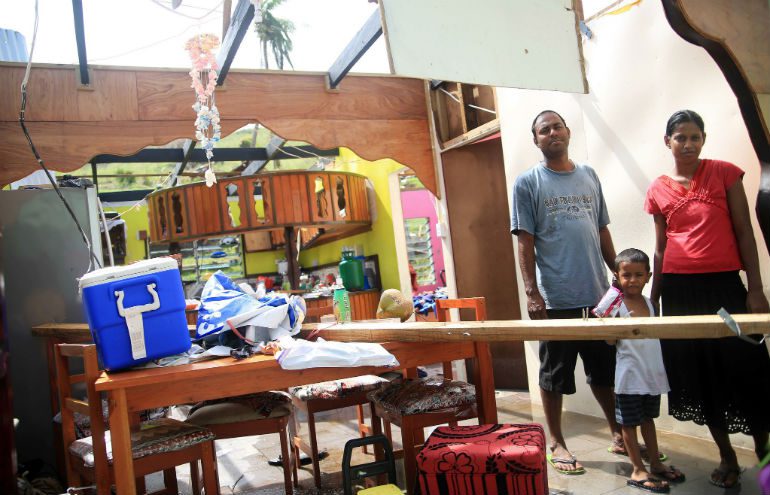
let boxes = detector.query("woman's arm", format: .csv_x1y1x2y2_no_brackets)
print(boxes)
726,179,770,313
650,214,668,311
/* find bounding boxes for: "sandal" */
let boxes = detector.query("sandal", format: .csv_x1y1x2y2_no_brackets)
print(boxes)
546,453,586,475
709,467,741,488
651,466,685,483
608,440,668,462
627,477,670,493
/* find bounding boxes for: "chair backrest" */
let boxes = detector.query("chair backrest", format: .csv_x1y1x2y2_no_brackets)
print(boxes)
435,298,486,379
436,297,486,322
341,435,397,495
54,344,111,487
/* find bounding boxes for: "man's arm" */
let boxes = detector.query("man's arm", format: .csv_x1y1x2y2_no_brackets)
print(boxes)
599,225,616,273
517,231,548,319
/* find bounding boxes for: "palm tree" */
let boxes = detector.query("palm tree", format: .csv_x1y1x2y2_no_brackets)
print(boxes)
254,0,295,70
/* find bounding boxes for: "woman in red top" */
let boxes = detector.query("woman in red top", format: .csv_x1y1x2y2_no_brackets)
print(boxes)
645,110,770,489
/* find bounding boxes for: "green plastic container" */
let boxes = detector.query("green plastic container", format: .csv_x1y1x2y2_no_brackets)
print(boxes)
339,250,365,291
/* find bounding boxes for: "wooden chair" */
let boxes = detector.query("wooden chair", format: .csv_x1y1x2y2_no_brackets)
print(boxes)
369,297,488,495
184,392,296,494
288,303,391,488
54,343,220,495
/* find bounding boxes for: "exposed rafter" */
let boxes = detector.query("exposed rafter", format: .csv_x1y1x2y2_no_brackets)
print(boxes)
328,8,382,89
167,139,197,187
241,133,287,175
90,145,338,164
71,0,89,85
216,0,255,86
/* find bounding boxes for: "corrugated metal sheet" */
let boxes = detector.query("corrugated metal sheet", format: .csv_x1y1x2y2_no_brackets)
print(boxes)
0,29,29,62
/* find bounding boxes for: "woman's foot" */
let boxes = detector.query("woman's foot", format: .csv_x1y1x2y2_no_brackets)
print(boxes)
709,464,741,488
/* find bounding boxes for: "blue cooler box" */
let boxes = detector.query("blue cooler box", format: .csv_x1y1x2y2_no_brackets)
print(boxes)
79,258,191,371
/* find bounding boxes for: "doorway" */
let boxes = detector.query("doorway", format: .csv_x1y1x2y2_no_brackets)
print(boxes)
441,137,528,389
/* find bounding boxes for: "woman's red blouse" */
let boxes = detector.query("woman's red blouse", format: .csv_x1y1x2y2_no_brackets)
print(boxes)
644,159,744,274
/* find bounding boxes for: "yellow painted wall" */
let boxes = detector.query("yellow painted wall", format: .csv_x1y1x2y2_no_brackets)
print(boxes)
102,202,150,263
298,148,404,291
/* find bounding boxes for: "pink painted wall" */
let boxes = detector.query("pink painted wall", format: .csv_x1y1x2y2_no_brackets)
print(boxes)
400,189,445,293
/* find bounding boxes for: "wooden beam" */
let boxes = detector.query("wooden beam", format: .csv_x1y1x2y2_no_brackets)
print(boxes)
328,9,383,89
298,314,770,343
33,313,770,342
71,0,89,86
90,145,338,164
216,0,255,86
167,139,196,187
241,133,287,175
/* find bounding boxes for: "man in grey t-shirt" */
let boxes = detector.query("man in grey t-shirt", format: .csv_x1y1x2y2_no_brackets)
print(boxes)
511,110,622,474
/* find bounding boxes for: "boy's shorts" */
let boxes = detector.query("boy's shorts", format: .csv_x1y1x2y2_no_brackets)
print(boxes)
538,308,616,395
615,394,661,426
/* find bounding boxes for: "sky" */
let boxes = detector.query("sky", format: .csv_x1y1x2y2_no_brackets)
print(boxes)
2,0,391,73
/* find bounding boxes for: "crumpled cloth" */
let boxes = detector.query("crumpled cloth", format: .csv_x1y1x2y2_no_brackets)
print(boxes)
275,337,399,370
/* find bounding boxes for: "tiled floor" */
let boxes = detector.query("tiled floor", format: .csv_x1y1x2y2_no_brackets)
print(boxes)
153,390,766,494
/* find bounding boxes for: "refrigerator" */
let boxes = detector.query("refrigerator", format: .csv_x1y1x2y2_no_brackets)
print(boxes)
0,186,103,468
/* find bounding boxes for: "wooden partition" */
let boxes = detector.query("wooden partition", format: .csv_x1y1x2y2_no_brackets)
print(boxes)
147,170,371,245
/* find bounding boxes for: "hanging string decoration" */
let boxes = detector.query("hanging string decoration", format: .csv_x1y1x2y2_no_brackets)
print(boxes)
185,33,221,187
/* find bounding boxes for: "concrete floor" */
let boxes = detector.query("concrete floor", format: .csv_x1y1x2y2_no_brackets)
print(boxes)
150,390,766,495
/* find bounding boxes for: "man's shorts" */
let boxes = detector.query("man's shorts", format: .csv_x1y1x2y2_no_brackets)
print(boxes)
615,394,661,426
538,307,616,395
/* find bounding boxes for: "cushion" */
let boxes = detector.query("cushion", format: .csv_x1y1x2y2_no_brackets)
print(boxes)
289,375,388,401
69,418,214,467
186,392,292,425
53,400,168,439
367,377,476,416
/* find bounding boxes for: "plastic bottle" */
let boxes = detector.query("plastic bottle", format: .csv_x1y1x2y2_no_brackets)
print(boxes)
333,279,352,322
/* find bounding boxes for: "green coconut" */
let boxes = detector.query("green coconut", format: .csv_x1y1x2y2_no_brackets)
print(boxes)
376,288,414,322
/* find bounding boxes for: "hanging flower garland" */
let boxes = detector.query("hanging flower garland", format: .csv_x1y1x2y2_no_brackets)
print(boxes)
185,33,221,187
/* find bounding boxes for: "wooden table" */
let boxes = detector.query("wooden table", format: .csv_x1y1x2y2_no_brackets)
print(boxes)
91,339,493,495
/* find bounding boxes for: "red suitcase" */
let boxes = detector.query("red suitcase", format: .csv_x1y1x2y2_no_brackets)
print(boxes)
416,424,548,495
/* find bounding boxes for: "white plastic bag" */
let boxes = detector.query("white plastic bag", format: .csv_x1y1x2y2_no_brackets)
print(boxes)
275,337,399,370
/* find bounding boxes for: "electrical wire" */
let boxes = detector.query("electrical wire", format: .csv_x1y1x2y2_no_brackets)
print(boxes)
19,0,102,272
149,0,224,20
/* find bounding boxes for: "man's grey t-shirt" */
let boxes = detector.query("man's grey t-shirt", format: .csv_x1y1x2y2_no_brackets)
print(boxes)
510,163,610,310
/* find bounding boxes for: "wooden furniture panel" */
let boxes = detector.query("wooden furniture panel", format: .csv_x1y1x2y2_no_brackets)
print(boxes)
308,173,334,223
218,178,248,232
169,188,189,240
331,174,350,221
147,172,372,243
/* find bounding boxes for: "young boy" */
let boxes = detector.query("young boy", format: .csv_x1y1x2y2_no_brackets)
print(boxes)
608,248,685,493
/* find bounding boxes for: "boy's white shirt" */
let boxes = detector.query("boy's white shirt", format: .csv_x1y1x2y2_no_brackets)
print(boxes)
614,297,671,395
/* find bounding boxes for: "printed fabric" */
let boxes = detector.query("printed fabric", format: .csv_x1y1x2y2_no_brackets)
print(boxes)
417,424,548,495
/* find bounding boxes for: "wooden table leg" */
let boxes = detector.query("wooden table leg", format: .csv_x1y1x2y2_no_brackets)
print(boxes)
108,388,136,495
472,342,497,424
